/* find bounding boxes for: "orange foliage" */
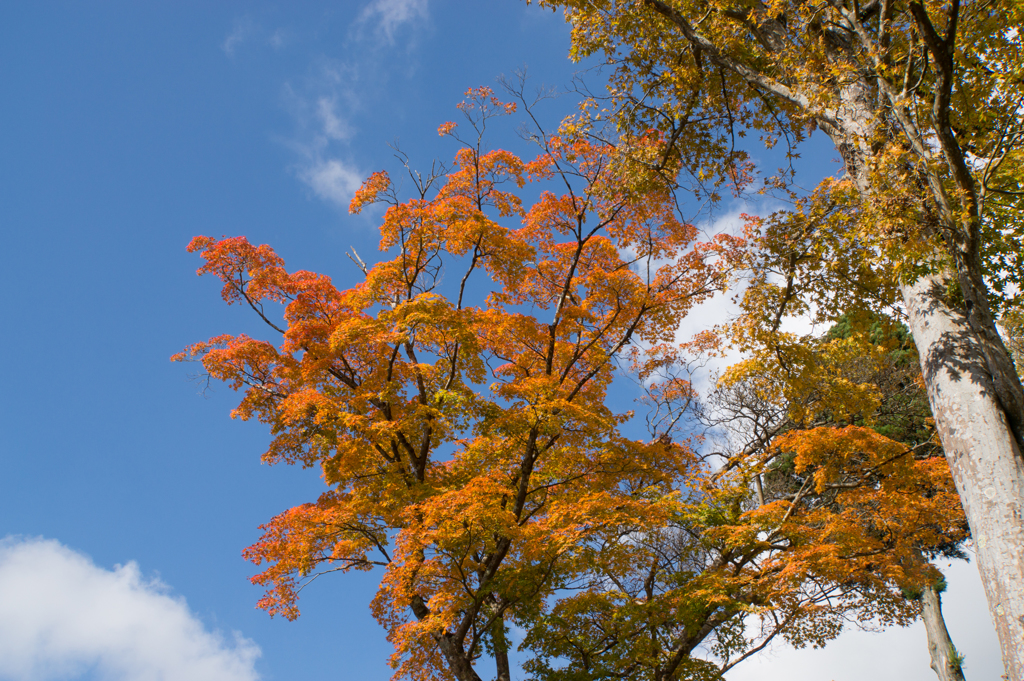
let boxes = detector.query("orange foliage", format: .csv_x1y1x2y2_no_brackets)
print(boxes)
176,89,742,681
521,419,966,680
177,87,969,681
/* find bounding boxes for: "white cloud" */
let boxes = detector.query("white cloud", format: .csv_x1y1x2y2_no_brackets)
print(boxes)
725,558,1002,681
263,0,427,210
673,204,822,394
268,28,290,51
222,18,256,57
359,0,428,44
298,158,364,208
672,209,752,393
279,61,366,209
222,18,291,55
317,97,353,142
0,537,261,681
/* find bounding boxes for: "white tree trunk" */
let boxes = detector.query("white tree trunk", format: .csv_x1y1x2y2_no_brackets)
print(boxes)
920,584,966,681
902,273,1024,680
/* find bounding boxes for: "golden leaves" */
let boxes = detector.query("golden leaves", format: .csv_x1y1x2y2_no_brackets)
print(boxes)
349,171,391,214
177,86,743,681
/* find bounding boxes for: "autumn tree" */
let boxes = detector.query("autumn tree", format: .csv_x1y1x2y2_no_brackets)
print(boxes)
518,167,972,681
715,310,970,681
514,308,968,680
527,0,1024,674
176,89,976,681
175,89,746,681
707,190,973,679
824,317,967,681
490,285,969,681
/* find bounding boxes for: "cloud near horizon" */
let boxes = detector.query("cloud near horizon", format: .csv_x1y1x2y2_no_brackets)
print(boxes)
0,537,261,681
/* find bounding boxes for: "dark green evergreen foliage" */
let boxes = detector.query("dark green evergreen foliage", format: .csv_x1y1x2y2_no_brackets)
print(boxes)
824,314,936,451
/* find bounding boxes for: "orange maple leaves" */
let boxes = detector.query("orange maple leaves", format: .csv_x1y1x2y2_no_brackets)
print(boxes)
175,87,967,681
176,89,742,681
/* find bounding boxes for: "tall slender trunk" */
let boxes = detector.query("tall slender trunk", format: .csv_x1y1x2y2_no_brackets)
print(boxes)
902,272,1024,680
921,583,966,681
492,613,511,681
811,50,1024,680
822,103,1024,677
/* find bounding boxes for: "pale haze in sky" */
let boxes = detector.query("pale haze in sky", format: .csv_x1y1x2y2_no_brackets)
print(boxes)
0,1,1001,680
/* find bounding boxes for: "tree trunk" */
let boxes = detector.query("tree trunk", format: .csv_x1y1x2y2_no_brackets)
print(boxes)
921,583,967,681
410,596,484,681
436,634,484,681
902,272,1024,680
492,613,511,681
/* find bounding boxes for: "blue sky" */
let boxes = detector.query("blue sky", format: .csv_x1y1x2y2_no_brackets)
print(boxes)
0,2,1000,680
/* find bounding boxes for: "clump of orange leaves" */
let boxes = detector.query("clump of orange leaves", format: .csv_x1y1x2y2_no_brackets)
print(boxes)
175,87,742,681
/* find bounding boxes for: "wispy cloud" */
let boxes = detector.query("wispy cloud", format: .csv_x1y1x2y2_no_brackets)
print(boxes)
0,537,260,681
317,96,354,142
222,17,256,57
281,61,366,209
267,2,430,209
358,0,428,44
268,28,291,51
222,18,292,56
298,158,364,207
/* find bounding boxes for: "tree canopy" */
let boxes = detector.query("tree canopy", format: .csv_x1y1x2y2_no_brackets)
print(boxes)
528,0,1024,674
178,89,737,680
178,87,972,681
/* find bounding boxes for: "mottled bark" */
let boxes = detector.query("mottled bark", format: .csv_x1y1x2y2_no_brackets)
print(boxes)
902,273,1024,680
921,584,966,681
824,99,1024,680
